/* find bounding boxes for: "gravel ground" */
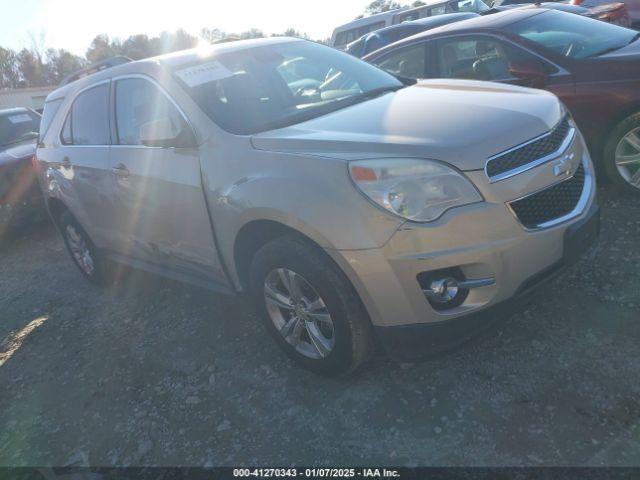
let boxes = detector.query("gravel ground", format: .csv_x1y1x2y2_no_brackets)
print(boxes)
0,187,639,467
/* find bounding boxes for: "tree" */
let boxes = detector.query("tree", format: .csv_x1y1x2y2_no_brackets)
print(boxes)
43,49,86,85
16,48,45,87
86,34,122,63
238,28,265,39
0,47,19,89
200,28,227,43
364,0,402,14
274,28,309,39
120,34,154,60
412,0,426,5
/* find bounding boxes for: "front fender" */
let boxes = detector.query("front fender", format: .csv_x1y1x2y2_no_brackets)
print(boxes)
201,147,403,285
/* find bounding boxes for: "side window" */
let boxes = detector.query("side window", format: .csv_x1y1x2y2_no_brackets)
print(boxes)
115,78,190,147
61,113,72,145
374,44,428,79
436,36,555,81
69,84,110,145
39,99,63,141
429,5,448,15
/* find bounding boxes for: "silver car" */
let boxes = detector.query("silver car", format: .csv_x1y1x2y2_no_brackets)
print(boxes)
35,38,599,375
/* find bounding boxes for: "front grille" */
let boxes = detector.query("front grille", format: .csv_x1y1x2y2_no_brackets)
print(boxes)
509,164,585,229
486,116,572,180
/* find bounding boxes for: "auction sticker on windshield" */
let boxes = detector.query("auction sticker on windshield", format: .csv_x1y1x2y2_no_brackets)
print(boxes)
176,61,234,87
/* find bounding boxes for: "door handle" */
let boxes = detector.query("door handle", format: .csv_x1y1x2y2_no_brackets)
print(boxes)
111,163,130,177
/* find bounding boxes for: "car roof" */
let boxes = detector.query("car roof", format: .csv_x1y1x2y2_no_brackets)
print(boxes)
0,107,31,116
45,37,301,103
395,7,545,37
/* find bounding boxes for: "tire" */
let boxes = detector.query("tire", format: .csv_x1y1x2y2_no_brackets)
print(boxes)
58,211,114,286
249,235,374,376
603,112,640,196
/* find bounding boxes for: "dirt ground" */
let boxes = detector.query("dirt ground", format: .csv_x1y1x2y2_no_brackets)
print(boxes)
0,187,639,467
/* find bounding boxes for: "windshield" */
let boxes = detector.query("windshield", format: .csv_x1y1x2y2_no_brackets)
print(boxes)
506,10,638,59
0,110,41,147
174,40,402,134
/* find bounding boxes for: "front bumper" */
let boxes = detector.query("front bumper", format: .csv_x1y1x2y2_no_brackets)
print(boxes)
373,203,599,358
328,130,598,351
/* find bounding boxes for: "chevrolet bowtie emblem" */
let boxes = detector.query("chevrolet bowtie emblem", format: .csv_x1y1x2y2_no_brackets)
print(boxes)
553,153,575,177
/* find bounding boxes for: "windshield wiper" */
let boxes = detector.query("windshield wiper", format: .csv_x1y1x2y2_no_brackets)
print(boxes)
354,85,405,101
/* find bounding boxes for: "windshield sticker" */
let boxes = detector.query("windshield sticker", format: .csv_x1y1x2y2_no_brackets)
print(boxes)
7,113,32,124
175,61,234,87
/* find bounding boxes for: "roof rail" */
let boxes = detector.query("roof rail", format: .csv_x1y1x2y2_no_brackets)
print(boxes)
59,56,133,86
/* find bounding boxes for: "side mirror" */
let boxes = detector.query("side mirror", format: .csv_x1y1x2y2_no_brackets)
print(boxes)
139,117,196,148
508,59,546,88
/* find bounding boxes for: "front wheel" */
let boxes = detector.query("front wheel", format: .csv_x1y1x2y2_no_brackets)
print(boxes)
604,113,640,195
249,236,374,376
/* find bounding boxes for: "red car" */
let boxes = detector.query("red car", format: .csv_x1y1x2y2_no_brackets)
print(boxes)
365,7,640,194
494,2,631,27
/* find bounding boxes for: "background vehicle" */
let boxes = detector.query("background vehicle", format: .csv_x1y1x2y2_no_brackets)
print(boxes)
0,107,42,235
36,38,598,376
330,0,489,49
490,1,631,26
393,0,491,22
572,0,640,24
345,13,479,58
366,8,640,194
330,9,407,49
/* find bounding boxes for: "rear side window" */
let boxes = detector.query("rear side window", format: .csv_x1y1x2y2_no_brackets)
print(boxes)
39,99,63,141
114,78,189,146
61,83,110,145
0,110,41,147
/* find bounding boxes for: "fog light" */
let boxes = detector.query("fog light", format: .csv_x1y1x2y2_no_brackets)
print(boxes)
418,268,495,311
426,277,460,304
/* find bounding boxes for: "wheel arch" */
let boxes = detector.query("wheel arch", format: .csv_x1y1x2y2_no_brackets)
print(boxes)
233,219,327,291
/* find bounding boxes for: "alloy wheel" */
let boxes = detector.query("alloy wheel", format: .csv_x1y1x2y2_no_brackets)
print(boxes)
65,225,95,276
615,127,640,191
263,268,335,360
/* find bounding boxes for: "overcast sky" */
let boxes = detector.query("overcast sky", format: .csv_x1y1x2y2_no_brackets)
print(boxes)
0,0,376,55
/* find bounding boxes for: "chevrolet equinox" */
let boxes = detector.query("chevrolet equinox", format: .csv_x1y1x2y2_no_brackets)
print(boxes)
35,38,599,375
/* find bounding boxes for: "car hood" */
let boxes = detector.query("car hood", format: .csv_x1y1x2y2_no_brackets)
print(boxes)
0,139,36,168
251,79,563,171
599,38,640,59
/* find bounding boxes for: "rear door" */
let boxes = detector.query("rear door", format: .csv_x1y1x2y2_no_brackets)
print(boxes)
107,75,226,283
57,81,114,248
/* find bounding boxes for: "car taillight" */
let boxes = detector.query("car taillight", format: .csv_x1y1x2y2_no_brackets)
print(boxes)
571,0,584,5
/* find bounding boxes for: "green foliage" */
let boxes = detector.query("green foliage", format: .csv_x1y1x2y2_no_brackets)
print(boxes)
365,0,402,14
0,24,317,89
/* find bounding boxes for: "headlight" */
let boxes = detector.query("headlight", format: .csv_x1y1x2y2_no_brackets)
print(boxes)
349,158,482,222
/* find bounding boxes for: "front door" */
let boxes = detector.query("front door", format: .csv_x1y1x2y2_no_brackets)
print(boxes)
432,35,575,105
108,76,227,284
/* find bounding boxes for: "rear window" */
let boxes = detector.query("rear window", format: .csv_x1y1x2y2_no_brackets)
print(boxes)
39,99,63,142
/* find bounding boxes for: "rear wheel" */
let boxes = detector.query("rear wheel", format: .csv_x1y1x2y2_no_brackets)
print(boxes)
604,113,640,196
59,211,114,285
249,235,374,376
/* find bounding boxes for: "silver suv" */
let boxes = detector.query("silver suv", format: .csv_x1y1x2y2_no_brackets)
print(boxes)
36,38,599,375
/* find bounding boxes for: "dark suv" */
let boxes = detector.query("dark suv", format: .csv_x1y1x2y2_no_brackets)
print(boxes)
0,107,42,233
